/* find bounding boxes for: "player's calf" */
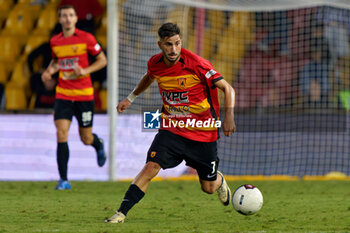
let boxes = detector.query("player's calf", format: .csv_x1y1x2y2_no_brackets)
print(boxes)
91,134,106,167
200,180,219,194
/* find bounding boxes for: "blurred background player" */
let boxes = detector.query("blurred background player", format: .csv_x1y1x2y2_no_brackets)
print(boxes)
106,23,236,223
41,5,107,190
57,0,103,34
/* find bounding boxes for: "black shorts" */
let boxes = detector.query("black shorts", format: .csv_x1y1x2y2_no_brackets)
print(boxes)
147,130,219,181
54,99,95,128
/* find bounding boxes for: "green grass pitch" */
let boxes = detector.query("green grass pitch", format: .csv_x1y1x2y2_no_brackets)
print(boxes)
0,180,349,233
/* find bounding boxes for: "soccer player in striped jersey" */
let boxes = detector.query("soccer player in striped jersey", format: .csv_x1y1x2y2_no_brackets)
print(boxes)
106,23,236,223
42,5,107,190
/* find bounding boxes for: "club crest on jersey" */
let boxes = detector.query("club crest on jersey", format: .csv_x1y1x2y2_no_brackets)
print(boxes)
150,151,157,158
72,45,78,53
177,78,186,89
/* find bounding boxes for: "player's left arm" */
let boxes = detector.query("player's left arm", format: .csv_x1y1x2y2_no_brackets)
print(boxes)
74,51,107,76
214,79,236,136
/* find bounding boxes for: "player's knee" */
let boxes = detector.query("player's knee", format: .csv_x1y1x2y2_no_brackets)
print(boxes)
56,129,68,142
143,162,161,178
145,162,161,172
80,135,92,145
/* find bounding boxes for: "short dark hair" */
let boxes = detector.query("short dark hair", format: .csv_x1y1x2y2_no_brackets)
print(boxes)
158,23,180,39
58,5,77,17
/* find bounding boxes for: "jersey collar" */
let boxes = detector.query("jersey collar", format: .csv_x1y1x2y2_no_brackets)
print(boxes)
156,56,185,65
58,28,79,38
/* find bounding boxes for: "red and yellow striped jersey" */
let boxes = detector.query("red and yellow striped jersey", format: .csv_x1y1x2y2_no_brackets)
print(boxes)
147,48,223,142
50,29,102,101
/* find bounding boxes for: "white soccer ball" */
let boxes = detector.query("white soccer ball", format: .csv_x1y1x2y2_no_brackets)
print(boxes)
232,184,263,215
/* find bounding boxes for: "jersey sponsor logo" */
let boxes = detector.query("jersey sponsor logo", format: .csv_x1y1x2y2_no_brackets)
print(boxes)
61,71,78,80
59,58,79,70
60,71,89,80
163,98,210,116
205,69,217,79
162,91,189,104
166,105,190,115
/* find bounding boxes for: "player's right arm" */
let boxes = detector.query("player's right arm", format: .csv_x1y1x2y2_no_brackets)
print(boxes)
42,59,59,82
117,73,154,113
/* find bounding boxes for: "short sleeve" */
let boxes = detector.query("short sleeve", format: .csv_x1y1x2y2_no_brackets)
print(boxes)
147,57,156,79
86,33,102,56
197,60,223,89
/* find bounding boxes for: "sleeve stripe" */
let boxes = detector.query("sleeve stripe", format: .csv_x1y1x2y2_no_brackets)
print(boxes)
211,76,224,89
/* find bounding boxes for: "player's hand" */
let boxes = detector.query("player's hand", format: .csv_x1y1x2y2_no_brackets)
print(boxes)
222,116,236,136
73,64,87,76
41,70,52,82
117,98,131,113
